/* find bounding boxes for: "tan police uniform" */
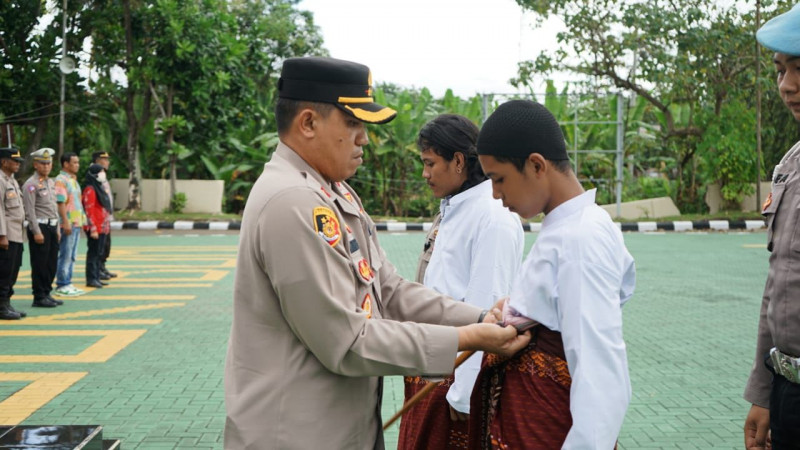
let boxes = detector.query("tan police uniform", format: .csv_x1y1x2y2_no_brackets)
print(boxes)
744,141,800,406
0,149,26,316
224,143,482,450
0,170,25,244
22,149,60,304
415,213,441,283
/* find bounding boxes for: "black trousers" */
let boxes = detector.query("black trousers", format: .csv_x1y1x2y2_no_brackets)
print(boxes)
85,232,107,283
770,373,800,449
28,224,59,299
102,233,111,269
0,241,23,299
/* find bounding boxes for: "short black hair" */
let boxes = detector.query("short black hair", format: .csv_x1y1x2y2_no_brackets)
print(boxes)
493,154,573,174
61,152,78,167
275,98,336,135
417,114,486,188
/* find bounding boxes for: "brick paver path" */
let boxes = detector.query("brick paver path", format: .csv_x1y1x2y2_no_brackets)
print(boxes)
0,231,768,449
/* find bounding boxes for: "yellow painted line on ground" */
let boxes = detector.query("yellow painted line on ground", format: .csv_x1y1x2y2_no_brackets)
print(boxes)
112,269,229,282
743,244,768,248
85,283,213,289
0,372,88,425
41,294,195,301
0,330,147,363
113,245,238,252
1,303,184,325
98,263,235,269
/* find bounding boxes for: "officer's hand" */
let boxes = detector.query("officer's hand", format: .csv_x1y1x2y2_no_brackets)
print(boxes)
33,233,44,244
62,225,72,236
457,323,530,357
90,230,98,239
448,405,469,422
744,404,770,450
0,236,8,250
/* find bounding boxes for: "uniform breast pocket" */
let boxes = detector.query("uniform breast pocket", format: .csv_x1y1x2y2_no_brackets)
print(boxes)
5,194,21,209
764,184,786,250
38,188,48,197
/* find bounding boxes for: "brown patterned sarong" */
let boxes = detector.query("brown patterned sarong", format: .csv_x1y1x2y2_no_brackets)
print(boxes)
398,373,471,449
468,327,572,450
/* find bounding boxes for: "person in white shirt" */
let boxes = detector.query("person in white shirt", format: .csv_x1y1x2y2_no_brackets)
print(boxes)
398,114,524,450
469,100,636,449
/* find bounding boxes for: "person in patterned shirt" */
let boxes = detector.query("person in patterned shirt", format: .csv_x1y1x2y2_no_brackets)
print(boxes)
53,152,86,297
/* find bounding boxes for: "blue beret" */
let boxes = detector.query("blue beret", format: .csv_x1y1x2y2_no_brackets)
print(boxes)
757,3,800,56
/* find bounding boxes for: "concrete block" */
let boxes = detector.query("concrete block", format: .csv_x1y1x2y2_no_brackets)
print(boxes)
600,197,681,220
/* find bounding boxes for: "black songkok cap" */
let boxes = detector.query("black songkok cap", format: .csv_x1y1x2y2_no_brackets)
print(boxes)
278,57,397,125
477,100,568,160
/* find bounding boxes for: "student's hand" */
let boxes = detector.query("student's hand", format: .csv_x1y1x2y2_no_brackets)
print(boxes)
457,323,530,357
90,230,99,239
448,405,469,422
744,404,770,450
33,233,44,244
62,224,72,236
57,229,61,242
0,236,8,250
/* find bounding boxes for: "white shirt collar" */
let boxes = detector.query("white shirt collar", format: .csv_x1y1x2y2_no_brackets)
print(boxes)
441,180,491,217
541,188,596,229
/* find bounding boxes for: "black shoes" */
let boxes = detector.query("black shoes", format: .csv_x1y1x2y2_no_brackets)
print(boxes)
32,297,58,308
99,280,109,286
86,280,104,288
47,295,63,306
0,306,20,320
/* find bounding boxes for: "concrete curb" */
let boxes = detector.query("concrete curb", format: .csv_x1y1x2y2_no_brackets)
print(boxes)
111,219,767,232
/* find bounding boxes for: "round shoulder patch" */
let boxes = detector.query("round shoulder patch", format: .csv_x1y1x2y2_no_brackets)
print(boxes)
313,206,341,247
27,185,36,192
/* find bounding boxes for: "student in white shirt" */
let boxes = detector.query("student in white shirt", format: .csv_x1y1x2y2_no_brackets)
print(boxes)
469,100,636,449
398,114,524,450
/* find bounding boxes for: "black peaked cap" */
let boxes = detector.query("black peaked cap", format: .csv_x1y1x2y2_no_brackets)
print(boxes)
278,57,397,125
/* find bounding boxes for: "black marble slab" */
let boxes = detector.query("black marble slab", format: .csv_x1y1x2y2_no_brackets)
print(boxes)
0,425,103,449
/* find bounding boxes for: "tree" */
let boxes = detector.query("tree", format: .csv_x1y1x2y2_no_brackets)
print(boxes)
513,0,792,210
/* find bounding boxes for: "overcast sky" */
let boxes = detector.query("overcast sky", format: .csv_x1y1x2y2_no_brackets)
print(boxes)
296,0,570,98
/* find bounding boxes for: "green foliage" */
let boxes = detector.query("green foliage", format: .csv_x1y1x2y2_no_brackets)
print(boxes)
167,192,187,213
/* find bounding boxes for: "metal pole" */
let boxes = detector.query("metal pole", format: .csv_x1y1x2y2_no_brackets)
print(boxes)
573,98,579,174
481,94,489,124
59,0,67,155
756,0,763,211
616,93,624,218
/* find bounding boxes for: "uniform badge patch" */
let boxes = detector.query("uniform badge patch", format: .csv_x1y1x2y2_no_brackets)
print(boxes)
762,192,772,213
313,206,341,247
27,185,36,192
357,258,373,282
344,192,354,203
361,293,372,319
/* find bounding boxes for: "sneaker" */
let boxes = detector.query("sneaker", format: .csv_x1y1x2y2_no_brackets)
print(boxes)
53,286,78,297
66,285,85,296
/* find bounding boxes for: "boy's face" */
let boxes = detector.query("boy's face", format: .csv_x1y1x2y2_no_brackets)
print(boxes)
479,154,549,219
774,52,800,121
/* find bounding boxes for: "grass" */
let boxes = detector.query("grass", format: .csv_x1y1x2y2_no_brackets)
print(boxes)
113,211,241,222
111,209,763,224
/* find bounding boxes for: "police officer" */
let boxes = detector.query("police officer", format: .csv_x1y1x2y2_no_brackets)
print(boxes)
224,57,529,450
744,5,800,449
22,148,61,308
0,148,27,319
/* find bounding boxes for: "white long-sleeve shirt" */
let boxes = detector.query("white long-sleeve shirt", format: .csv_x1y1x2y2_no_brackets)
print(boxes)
423,180,524,413
509,189,635,449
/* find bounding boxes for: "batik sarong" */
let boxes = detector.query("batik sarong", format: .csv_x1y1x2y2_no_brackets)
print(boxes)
468,327,572,449
398,373,470,449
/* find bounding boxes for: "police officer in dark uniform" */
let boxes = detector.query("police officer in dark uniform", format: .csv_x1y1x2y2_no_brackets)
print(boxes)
0,148,28,319
745,5,800,449
22,148,61,308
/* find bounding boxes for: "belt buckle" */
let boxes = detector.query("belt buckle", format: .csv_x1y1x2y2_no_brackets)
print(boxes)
772,349,800,384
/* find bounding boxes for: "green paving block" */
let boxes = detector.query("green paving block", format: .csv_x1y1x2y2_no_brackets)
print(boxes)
0,231,776,448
